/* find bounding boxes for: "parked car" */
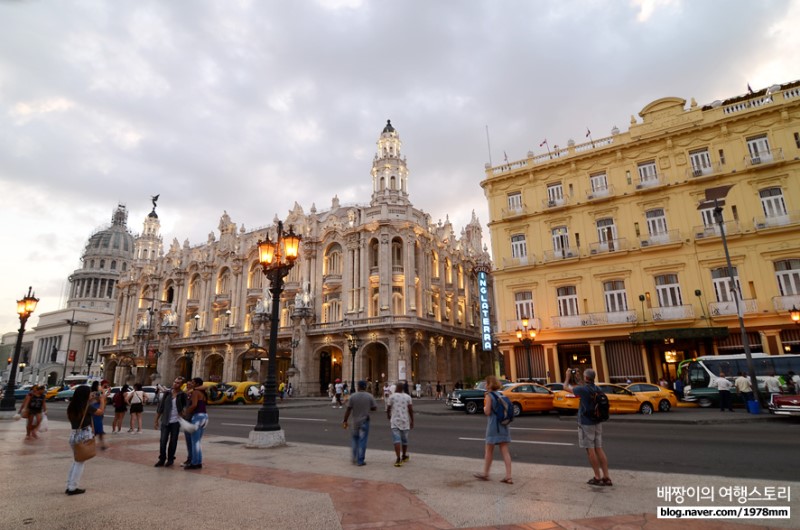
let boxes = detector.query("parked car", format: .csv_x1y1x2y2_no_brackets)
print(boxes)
446,388,485,414
500,382,555,416
553,383,655,414
224,381,263,404
624,383,678,412
54,384,90,401
13,385,33,400
768,393,800,416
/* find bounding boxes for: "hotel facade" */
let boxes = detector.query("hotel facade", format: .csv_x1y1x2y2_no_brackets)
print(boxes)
482,81,800,385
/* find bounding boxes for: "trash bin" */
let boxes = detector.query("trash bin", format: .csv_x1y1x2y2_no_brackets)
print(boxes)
746,400,761,414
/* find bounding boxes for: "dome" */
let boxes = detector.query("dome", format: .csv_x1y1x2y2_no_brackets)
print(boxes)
83,205,136,258
382,119,395,134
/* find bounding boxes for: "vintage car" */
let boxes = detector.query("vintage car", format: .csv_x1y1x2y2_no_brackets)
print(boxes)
768,393,800,416
446,379,511,414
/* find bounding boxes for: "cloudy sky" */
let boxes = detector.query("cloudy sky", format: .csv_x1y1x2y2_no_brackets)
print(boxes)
1,0,798,333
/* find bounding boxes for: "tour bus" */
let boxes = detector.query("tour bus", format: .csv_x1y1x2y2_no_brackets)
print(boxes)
62,374,98,387
680,353,800,407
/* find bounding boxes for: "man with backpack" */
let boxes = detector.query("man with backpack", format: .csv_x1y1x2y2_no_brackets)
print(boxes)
564,368,612,487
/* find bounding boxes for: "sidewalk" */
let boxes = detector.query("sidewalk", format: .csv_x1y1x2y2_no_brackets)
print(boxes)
0,415,796,530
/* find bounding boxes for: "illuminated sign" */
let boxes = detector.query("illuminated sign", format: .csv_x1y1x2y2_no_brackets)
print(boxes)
477,269,493,351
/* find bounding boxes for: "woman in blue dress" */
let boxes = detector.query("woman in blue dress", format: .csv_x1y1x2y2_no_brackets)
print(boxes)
473,375,513,484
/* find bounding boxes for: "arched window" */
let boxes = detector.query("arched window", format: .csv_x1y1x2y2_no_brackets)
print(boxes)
445,258,453,283
99,259,105,269
122,262,127,272
110,260,117,270
325,243,343,276
217,269,231,295
392,286,404,315
390,176,396,190
248,262,262,289
431,251,440,279
189,274,201,300
391,238,403,270
369,240,379,270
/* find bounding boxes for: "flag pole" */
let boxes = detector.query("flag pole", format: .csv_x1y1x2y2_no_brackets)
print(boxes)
485,125,493,167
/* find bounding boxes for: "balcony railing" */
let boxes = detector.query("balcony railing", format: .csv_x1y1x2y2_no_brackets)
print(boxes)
551,310,637,328
692,221,741,240
651,304,695,321
586,185,614,201
753,210,800,230
501,256,532,268
542,195,571,209
744,148,783,167
635,172,665,190
589,238,629,256
501,205,529,219
640,229,681,248
685,162,724,179
709,298,758,316
542,248,579,262
773,295,800,312
503,318,541,333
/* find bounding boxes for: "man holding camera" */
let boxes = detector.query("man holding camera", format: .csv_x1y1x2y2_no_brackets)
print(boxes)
564,368,612,487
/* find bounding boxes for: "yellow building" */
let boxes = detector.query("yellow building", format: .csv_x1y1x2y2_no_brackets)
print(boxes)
482,81,800,386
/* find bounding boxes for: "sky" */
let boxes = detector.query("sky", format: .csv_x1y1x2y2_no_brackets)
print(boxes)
1,0,799,334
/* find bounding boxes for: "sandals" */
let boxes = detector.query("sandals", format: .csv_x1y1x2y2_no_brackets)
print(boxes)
587,477,613,486
500,478,514,484
601,478,613,486
473,473,489,481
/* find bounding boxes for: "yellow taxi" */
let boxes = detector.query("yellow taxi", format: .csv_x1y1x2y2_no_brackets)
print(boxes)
624,383,678,412
225,381,263,404
553,383,655,415
45,386,63,401
205,382,232,405
500,382,555,416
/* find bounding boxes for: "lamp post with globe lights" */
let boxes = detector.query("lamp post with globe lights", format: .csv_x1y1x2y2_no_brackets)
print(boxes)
0,287,39,414
516,318,536,381
247,220,300,448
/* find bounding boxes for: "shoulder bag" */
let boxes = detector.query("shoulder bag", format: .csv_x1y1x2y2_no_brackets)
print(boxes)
73,402,97,462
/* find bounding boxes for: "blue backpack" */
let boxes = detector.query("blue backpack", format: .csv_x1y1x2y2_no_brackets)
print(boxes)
491,391,514,430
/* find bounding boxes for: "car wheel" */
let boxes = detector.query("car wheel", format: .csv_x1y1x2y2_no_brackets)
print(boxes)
658,399,671,412
640,402,654,415
697,397,713,408
512,403,522,417
465,401,479,414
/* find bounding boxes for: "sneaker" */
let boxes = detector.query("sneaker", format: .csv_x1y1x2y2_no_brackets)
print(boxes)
127,429,134,433
165,460,175,467
154,461,165,467
401,454,409,463
394,459,403,467
66,488,86,496
181,459,191,467
184,463,202,470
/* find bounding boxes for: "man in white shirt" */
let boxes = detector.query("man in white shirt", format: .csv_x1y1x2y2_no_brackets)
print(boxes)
713,372,734,412
734,372,753,402
764,373,783,403
386,383,414,467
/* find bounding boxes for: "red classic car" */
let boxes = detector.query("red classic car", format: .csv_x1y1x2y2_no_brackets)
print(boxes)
768,394,800,416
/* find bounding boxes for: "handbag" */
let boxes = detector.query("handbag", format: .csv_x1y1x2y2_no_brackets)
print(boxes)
20,406,29,419
72,403,96,462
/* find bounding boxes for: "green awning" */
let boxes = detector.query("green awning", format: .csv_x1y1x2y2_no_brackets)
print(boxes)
629,327,729,343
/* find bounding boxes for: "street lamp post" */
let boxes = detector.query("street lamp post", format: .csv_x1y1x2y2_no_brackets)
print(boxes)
0,287,39,413
790,306,800,325
707,185,763,407
249,220,300,447
346,329,360,393
515,318,536,381
86,351,94,378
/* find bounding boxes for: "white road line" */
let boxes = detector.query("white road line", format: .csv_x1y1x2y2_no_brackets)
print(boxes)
221,418,327,427
510,427,576,433
459,437,574,446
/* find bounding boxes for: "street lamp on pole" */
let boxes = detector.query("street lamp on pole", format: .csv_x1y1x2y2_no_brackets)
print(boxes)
515,318,536,381
706,184,763,407
86,351,94,378
790,306,800,325
346,329,361,393
249,220,300,446
0,287,39,413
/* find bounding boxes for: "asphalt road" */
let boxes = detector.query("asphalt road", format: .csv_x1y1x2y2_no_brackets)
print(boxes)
43,400,799,481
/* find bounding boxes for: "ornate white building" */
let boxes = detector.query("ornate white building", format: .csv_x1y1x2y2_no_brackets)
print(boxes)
100,121,494,395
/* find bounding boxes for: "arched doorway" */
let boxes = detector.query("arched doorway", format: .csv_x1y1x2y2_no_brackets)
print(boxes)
363,342,388,387
175,353,194,380
204,353,224,383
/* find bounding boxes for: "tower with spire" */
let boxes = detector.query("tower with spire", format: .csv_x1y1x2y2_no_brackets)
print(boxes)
370,120,410,206
135,196,163,262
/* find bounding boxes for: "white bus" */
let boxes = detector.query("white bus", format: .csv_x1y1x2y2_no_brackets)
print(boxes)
680,353,800,407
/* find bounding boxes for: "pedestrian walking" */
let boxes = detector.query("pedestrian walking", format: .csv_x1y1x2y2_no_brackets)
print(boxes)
126,383,147,433
342,380,377,466
435,381,442,400
21,385,46,440
564,368,612,487
89,381,108,449
154,376,188,467
473,375,512,484
387,382,414,467
712,372,734,412
111,384,129,434
183,377,208,470
334,380,344,408
415,382,422,398
65,384,108,495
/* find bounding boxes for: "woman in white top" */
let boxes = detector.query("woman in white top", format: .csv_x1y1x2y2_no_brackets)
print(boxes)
126,383,148,433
